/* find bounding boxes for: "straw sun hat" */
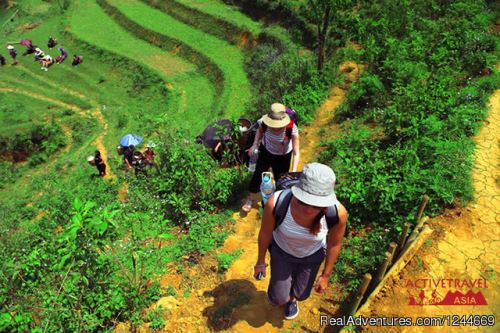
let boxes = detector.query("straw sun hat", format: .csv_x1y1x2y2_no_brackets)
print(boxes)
262,103,290,128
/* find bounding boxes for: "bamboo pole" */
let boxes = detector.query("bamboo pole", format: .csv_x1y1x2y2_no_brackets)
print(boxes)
348,273,372,316
355,225,433,316
404,215,429,252
415,195,430,224
396,222,411,256
401,195,431,256
371,251,393,291
388,242,397,258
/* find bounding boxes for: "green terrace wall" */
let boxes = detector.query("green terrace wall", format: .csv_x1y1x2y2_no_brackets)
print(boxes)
97,0,226,115
142,0,255,46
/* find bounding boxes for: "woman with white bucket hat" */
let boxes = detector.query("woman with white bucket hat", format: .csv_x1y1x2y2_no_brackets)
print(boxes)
254,163,348,320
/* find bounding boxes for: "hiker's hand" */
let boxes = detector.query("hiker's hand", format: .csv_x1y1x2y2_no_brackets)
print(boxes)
248,146,258,157
254,263,266,280
314,275,329,293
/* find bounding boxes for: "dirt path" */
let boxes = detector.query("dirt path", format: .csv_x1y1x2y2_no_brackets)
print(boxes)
116,61,361,333
358,86,500,332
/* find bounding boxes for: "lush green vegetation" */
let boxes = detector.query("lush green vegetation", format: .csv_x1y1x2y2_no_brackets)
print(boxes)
0,0,332,330
323,0,498,290
1,0,497,330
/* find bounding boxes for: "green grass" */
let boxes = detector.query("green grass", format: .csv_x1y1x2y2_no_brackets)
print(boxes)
174,0,262,35
68,0,217,136
107,0,252,118
0,92,68,135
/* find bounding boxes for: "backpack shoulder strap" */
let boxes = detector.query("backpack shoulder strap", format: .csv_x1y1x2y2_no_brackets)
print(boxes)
324,205,340,229
272,189,293,229
273,189,339,230
285,120,294,140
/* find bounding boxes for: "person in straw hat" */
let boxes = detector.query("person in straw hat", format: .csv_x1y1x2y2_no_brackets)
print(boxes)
241,102,300,212
254,163,348,320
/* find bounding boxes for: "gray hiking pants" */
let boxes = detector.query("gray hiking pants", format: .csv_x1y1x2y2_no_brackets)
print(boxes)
267,240,326,306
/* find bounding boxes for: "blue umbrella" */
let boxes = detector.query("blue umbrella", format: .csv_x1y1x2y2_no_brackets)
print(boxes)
119,134,143,147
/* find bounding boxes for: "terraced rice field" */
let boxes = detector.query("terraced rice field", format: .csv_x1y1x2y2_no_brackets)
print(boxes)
2,0,257,193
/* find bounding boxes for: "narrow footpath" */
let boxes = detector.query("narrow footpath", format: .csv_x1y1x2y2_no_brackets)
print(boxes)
358,85,500,332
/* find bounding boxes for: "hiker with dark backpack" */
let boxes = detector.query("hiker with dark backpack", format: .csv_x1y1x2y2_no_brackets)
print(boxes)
241,103,300,212
253,163,347,320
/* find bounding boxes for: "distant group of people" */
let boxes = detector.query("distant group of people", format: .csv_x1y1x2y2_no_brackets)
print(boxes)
92,143,158,178
1,36,83,71
122,144,159,176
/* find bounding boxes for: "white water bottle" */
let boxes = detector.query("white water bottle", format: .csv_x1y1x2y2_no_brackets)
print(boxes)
248,147,259,172
260,172,275,206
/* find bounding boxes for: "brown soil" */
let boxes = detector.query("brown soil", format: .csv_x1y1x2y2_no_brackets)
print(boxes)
238,32,253,49
357,87,500,332
16,22,40,33
117,61,360,333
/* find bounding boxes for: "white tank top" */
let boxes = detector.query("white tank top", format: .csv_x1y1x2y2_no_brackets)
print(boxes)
272,194,328,258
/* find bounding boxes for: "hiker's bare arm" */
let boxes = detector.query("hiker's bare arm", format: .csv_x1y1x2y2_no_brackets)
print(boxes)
291,134,300,172
256,195,276,265
315,204,347,293
249,127,263,157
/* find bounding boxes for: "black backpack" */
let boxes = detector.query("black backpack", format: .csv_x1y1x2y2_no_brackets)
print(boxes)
272,172,339,229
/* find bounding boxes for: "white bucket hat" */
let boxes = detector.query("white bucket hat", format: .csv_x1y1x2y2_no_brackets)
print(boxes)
291,163,338,207
7,45,14,50
262,103,290,128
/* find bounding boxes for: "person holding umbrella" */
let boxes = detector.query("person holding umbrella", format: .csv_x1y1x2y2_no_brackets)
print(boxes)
119,134,142,174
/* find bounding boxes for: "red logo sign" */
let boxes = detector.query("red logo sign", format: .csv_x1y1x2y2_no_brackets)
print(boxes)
406,278,488,306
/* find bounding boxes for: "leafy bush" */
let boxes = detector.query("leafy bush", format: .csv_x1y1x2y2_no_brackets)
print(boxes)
217,249,242,272
244,28,335,123
332,228,389,293
0,122,66,165
152,133,247,227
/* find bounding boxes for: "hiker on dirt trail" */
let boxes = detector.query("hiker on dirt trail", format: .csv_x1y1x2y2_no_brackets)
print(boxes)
7,45,17,65
56,47,68,64
123,145,135,173
40,55,54,71
47,36,57,49
0,54,5,66
254,163,347,320
241,103,300,212
94,150,106,177
72,54,83,66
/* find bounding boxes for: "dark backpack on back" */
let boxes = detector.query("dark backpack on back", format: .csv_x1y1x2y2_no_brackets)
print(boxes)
272,172,339,229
